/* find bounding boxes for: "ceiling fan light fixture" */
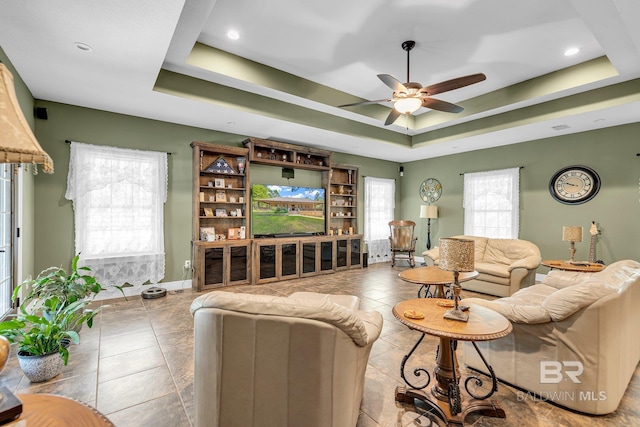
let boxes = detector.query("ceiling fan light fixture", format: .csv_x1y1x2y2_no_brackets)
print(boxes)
394,97,422,114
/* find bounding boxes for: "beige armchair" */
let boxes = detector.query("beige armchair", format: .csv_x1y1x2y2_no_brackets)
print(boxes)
461,260,640,415
190,291,383,427
389,220,418,267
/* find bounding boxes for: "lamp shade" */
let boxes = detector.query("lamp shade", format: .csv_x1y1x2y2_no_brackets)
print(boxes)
420,205,438,219
439,237,474,272
394,97,422,114
0,63,53,173
562,226,582,242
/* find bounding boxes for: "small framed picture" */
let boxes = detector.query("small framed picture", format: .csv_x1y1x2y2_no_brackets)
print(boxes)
215,190,226,202
215,209,227,217
229,196,237,203
214,178,225,188
228,227,242,240
203,208,214,217
199,227,215,241
238,196,244,203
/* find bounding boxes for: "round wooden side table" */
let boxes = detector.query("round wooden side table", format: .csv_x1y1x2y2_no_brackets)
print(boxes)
541,259,605,272
5,393,114,426
393,298,512,426
398,266,479,298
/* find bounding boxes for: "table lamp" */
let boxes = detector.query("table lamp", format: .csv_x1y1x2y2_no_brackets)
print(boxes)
439,237,474,322
562,226,582,263
419,205,438,250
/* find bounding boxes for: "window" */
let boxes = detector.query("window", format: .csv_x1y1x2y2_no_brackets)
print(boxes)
0,165,14,317
364,177,395,264
65,142,167,289
463,167,519,238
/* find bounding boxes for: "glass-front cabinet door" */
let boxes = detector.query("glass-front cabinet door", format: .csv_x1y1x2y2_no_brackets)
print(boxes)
280,241,299,279
336,238,348,269
350,236,362,268
301,241,317,276
228,242,250,284
203,246,225,288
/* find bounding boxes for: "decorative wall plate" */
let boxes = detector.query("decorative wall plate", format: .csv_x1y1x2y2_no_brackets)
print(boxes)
549,165,600,205
420,178,442,203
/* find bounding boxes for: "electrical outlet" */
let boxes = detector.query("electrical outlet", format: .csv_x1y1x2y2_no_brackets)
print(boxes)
184,260,191,270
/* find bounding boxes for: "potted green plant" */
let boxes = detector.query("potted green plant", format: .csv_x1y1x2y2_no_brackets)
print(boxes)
15,254,104,309
0,296,99,382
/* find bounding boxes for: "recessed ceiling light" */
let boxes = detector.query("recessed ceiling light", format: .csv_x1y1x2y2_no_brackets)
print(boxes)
564,47,580,56
227,30,240,40
74,42,93,52
227,121,236,125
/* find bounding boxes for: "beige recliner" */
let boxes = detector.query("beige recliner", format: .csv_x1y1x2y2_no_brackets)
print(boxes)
422,235,541,296
190,291,383,427
461,260,640,415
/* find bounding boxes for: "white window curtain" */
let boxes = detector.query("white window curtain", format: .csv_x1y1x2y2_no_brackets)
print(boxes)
364,176,395,264
65,142,167,290
463,167,520,239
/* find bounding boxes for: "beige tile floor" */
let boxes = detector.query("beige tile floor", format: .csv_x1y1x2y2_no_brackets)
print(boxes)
0,262,637,426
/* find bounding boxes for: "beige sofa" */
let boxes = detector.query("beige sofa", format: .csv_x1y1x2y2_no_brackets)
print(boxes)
422,235,541,296
461,260,640,415
190,291,383,427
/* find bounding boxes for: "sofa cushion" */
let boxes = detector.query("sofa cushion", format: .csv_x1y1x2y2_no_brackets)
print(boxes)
474,262,510,278
190,291,371,346
289,291,360,311
540,280,615,321
484,238,539,265
542,270,596,289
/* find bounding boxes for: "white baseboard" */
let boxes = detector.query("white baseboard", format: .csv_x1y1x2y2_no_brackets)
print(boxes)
94,279,192,301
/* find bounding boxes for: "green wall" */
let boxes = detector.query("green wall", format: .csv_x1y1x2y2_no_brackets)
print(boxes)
402,125,640,265
32,101,399,282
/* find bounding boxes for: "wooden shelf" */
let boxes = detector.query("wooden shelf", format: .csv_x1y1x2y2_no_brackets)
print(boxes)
243,137,331,171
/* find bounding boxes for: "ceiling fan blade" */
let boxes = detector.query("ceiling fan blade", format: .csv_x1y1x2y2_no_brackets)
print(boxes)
421,97,464,113
338,99,393,108
384,109,402,126
420,73,486,96
377,74,408,93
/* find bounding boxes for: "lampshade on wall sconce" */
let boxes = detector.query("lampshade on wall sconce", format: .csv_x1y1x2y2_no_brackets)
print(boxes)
439,237,474,322
562,226,583,263
0,63,53,173
419,205,439,251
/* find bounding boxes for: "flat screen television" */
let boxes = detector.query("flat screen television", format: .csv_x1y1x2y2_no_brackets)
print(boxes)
251,184,325,237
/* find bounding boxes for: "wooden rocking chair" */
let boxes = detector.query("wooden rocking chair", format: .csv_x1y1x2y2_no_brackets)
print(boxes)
388,220,418,267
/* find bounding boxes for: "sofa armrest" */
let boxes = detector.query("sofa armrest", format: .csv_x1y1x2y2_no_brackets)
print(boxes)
422,246,440,263
508,255,541,272
357,310,384,345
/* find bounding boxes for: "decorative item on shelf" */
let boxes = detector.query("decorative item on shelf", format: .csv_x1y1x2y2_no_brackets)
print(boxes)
439,237,475,322
257,152,262,159
215,209,227,217
227,184,232,189
267,148,277,160
215,190,226,202
237,157,246,174
217,234,226,241
228,228,242,239
240,226,246,239
236,208,242,217
562,226,583,262
337,228,343,235
349,227,354,234
204,157,236,174
207,181,213,187
339,185,345,194
230,210,237,217
297,156,301,163
229,196,237,203
239,196,244,203
204,208,214,217
200,227,216,241
199,192,205,202
214,178,225,188
209,195,215,202
282,154,287,162
420,205,439,250
348,170,353,184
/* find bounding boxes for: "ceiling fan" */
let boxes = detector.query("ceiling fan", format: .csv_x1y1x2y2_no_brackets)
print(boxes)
339,40,486,126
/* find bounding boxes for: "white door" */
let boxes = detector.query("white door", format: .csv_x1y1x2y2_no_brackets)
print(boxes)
0,165,13,317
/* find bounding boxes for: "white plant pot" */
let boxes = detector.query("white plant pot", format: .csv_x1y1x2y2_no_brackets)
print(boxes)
17,349,63,383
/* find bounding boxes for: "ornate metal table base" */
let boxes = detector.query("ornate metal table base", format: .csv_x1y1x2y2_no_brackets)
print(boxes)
397,339,505,426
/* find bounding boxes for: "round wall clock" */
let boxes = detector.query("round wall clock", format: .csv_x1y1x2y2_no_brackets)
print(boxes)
420,178,442,203
549,165,600,205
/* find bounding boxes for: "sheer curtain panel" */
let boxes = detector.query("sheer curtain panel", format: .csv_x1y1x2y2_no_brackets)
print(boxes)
364,177,395,264
65,142,167,290
463,167,520,239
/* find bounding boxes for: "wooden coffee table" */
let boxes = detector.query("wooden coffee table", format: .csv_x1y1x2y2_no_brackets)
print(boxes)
398,266,479,298
393,298,512,426
5,393,114,426
541,259,605,272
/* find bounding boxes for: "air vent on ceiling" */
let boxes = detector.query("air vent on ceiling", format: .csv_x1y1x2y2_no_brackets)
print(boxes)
551,124,570,130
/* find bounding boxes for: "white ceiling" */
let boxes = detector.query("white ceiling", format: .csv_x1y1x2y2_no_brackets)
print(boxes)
1,0,640,162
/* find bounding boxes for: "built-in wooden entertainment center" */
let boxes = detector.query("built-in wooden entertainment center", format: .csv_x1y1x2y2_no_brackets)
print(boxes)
191,138,362,290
